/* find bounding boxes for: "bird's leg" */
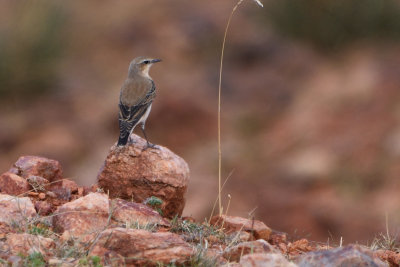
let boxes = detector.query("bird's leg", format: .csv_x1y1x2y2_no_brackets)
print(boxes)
128,135,135,144
140,124,157,149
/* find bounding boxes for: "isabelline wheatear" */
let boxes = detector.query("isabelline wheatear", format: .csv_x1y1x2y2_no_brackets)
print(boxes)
117,56,161,147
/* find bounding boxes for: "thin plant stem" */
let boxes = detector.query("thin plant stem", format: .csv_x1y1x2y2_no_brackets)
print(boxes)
218,0,245,216
217,0,262,216
209,169,235,222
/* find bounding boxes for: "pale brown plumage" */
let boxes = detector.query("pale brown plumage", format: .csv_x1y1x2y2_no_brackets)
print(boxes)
117,57,161,147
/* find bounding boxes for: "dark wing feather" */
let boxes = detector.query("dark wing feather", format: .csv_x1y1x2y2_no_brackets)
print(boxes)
117,81,156,146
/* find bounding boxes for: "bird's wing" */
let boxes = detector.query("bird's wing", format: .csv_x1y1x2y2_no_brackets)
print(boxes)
118,81,156,144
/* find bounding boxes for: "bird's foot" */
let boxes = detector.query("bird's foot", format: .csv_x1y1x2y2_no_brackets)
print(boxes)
128,136,136,144
143,142,159,151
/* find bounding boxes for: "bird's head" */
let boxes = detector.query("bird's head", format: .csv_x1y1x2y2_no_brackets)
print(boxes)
128,56,161,78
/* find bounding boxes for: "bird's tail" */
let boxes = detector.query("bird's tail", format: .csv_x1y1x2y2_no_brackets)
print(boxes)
117,134,129,146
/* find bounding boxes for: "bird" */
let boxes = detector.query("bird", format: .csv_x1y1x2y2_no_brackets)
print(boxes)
117,56,161,147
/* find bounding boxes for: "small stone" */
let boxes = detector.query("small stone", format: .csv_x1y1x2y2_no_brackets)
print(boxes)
279,243,289,254
269,230,288,245
38,192,46,200
97,134,189,218
240,253,298,267
46,191,57,198
10,155,63,182
289,239,313,255
83,185,97,196
375,250,400,266
231,231,253,242
224,239,277,262
0,172,30,196
7,256,22,266
295,245,388,267
60,179,79,193
27,175,50,192
205,248,228,266
77,187,84,196
50,187,71,201
210,215,272,240
48,258,63,265
35,201,53,215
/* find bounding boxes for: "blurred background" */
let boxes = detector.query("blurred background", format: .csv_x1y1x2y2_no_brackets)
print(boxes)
1,0,400,244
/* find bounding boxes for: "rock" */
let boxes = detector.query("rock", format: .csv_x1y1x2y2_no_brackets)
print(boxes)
89,227,194,266
83,184,98,196
375,250,400,267
0,172,30,196
77,187,84,196
0,222,14,238
6,255,23,266
111,198,170,227
232,231,253,242
48,258,63,266
59,179,79,194
204,248,228,266
49,187,71,201
97,134,189,218
239,253,298,267
38,192,46,200
224,239,277,262
26,175,49,192
296,245,388,267
52,192,109,241
288,239,313,255
35,201,53,215
4,233,55,258
210,215,271,240
222,263,241,267
0,194,36,226
46,191,57,198
9,156,63,182
269,230,288,245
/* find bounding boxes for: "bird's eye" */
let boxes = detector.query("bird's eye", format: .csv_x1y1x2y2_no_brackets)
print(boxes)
143,60,150,64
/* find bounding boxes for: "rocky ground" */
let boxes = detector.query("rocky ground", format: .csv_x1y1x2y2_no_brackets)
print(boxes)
0,135,399,266
2,1,400,243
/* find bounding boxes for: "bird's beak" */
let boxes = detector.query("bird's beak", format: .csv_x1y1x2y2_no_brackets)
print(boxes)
150,59,162,63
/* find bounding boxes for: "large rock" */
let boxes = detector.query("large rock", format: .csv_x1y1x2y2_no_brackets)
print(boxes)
9,156,63,182
239,253,298,267
52,192,110,241
0,194,36,226
111,198,170,227
97,134,189,218
295,245,388,267
224,239,277,262
210,215,272,240
0,172,30,196
89,227,194,266
2,233,55,259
